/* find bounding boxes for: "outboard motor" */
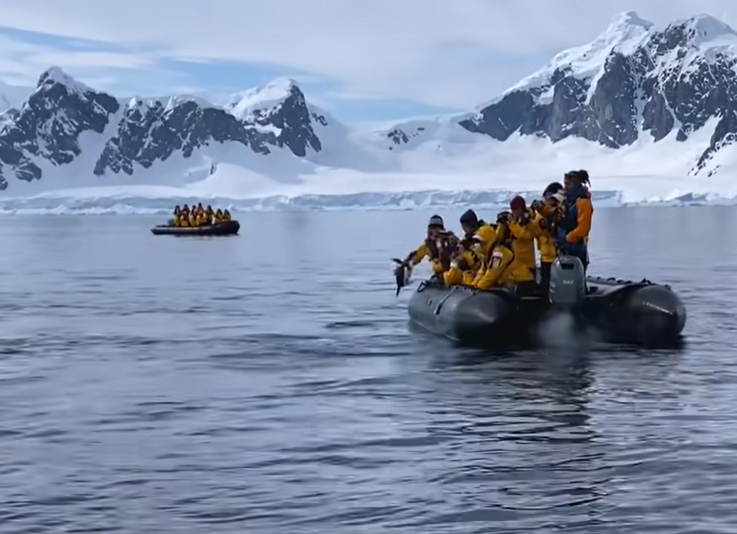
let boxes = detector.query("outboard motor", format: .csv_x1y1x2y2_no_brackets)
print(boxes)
548,255,586,307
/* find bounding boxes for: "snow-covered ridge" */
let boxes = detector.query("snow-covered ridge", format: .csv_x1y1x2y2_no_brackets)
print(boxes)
507,11,654,100
226,78,301,120
37,66,94,95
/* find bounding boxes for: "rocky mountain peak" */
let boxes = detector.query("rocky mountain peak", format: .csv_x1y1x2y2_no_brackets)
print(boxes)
607,11,653,32
0,67,120,190
435,12,737,175
95,76,322,176
669,14,736,46
0,69,329,190
35,66,94,95
226,77,304,119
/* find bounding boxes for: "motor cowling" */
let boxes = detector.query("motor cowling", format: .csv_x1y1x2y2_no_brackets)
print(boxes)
548,255,586,306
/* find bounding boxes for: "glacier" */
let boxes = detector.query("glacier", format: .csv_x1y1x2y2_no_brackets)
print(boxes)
1,187,736,216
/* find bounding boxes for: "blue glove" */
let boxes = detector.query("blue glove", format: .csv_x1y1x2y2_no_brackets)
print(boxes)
555,238,569,254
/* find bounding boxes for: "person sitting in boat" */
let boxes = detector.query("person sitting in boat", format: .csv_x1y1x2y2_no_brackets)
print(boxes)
530,182,564,297
205,205,214,224
214,208,224,222
197,209,210,226
396,215,457,280
473,214,535,291
180,204,192,224
507,195,538,273
175,204,188,227
556,170,593,271
443,210,496,286
222,209,232,221
459,209,496,253
171,205,181,226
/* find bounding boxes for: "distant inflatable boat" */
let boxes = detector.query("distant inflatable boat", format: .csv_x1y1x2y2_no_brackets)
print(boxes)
150,220,240,236
407,256,686,348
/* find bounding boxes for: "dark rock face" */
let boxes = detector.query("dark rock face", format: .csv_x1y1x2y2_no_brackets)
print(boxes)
0,69,325,188
0,69,120,188
95,81,323,176
389,14,737,173
94,100,268,176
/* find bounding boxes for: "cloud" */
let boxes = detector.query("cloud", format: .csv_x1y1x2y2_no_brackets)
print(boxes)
30,51,155,70
0,0,736,113
0,29,170,95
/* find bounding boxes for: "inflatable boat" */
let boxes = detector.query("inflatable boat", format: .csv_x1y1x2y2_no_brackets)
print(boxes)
150,220,240,236
407,255,686,348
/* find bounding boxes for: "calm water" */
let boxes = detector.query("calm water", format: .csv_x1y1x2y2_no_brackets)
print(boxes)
0,207,735,534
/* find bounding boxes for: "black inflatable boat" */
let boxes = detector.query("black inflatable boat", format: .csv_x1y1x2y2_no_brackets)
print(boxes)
151,220,240,236
407,255,686,348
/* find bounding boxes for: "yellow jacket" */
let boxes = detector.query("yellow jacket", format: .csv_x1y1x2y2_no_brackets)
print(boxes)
453,222,497,284
533,212,557,263
472,223,497,260
443,248,482,285
411,242,444,275
473,245,535,290
508,217,537,269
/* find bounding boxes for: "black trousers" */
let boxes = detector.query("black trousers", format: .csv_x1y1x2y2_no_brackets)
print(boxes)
539,261,552,299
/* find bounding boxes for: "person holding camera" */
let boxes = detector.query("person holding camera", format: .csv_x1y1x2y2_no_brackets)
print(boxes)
473,209,536,290
506,195,538,273
530,182,565,297
443,209,497,286
555,170,593,271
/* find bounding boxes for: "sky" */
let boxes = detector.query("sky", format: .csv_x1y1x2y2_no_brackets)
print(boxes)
0,0,736,122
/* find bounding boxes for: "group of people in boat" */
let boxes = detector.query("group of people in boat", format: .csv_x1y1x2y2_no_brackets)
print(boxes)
171,203,232,227
395,169,593,297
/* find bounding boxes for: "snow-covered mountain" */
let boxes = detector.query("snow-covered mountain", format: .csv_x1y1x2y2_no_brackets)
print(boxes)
3,11,737,195
387,11,737,176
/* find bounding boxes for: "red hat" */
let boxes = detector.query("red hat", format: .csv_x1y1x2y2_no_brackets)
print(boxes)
510,195,526,211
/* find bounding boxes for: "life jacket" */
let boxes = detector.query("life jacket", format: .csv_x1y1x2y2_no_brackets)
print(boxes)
424,233,455,259
555,186,590,255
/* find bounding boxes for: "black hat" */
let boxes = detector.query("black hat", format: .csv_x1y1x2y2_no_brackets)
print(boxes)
427,214,444,228
459,209,478,225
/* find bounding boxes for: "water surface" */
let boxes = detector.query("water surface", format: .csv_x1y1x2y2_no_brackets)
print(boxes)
0,207,735,533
